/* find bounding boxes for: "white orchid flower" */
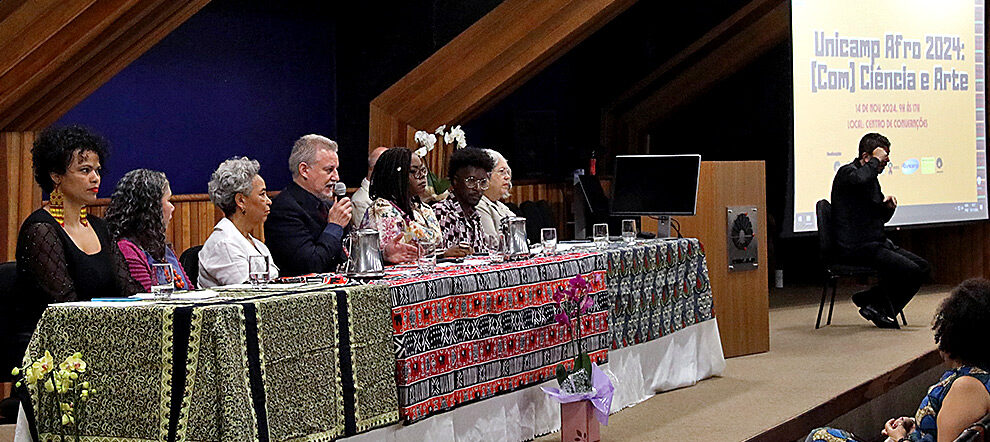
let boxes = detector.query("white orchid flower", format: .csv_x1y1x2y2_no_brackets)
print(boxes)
414,131,430,146
434,125,446,135
414,147,428,157
444,130,455,144
427,133,437,150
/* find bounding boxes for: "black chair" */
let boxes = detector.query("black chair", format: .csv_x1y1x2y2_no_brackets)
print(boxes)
519,200,555,243
179,245,203,289
0,261,19,383
956,412,990,442
815,199,906,328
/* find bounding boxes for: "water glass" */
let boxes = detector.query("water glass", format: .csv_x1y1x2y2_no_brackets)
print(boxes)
621,219,637,243
417,239,437,273
593,223,609,249
151,263,175,300
248,255,270,288
488,234,506,263
541,228,558,255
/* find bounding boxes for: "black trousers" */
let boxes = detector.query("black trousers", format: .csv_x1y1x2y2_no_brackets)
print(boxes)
840,240,930,315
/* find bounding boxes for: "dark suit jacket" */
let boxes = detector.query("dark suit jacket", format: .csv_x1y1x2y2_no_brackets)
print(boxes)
265,182,347,276
830,157,895,252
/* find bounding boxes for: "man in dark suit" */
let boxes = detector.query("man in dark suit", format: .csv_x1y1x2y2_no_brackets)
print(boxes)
265,134,353,276
830,133,929,328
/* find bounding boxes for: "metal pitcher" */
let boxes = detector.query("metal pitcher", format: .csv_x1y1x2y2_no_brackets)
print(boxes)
501,217,530,259
345,228,385,278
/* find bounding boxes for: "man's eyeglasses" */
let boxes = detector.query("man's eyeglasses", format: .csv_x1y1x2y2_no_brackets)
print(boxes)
494,167,511,178
409,167,428,179
461,176,490,190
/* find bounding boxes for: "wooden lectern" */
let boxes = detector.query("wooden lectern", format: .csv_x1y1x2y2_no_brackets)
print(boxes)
643,161,769,358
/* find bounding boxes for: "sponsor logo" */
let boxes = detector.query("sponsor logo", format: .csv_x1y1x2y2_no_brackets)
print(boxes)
901,158,920,175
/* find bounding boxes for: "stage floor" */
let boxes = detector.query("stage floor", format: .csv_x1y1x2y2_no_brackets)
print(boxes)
537,283,951,442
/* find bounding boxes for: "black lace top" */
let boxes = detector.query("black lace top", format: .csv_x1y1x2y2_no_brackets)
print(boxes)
12,209,141,336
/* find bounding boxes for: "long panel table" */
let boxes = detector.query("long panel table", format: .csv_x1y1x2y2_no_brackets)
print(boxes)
15,238,723,442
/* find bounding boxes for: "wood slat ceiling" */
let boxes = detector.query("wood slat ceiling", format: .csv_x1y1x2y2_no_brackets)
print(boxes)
369,0,638,149
0,0,211,131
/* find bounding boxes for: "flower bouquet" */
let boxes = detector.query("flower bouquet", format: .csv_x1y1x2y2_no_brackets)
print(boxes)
12,351,95,441
542,275,613,442
413,124,468,203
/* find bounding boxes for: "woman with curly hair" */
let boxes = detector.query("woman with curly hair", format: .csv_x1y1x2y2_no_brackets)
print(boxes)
105,169,192,291
5,126,141,373
807,278,990,442
198,157,278,288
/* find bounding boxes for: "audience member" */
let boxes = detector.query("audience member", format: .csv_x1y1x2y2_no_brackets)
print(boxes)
434,147,497,252
106,169,192,291
351,146,388,228
265,135,350,276
830,133,929,328
361,148,468,262
198,157,279,288
9,126,141,365
477,149,516,238
807,278,990,442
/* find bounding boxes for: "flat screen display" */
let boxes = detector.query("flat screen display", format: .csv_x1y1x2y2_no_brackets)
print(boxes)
790,0,987,233
610,154,701,216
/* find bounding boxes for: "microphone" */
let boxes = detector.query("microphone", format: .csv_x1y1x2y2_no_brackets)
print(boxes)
334,182,347,197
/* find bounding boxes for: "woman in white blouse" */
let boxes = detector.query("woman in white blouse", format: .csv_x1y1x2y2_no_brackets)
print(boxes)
198,157,279,288
477,149,516,238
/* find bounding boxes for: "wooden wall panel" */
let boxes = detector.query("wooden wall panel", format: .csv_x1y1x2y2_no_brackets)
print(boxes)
643,161,770,358
0,131,41,261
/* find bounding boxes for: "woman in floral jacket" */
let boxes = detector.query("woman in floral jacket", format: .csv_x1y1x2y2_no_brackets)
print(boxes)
360,148,448,264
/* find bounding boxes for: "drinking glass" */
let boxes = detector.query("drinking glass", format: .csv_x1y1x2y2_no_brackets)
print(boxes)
488,233,506,263
621,219,637,243
248,255,270,288
417,239,437,273
151,263,175,300
593,223,609,249
541,228,558,255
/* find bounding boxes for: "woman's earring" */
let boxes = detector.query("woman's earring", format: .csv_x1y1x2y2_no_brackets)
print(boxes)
49,184,65,226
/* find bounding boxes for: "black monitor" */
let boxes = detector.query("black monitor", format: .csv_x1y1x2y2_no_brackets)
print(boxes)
610,154,701,216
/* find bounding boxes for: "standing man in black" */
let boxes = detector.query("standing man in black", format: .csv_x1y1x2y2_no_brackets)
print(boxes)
265,134,352,276
830,133,930,328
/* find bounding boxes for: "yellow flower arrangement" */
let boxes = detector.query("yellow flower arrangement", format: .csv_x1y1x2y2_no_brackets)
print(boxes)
12,350,94,441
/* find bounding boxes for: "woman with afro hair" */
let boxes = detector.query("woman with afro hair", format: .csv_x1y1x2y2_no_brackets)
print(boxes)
807,278,990,442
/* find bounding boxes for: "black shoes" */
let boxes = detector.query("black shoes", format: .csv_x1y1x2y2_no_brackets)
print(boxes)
858,305,900,329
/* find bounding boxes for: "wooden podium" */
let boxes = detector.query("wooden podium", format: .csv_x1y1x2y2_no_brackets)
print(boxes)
642,161,769,358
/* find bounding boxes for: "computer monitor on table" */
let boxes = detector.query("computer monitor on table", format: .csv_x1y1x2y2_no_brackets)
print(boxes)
610,154,701,237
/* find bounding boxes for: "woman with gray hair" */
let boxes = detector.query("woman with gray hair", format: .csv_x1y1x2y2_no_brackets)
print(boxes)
477,149,516,238
198,157,279,288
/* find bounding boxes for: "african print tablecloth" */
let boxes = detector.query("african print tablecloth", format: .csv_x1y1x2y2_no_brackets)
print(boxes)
603,238,714,349
379,252,610,424
20,283,398,442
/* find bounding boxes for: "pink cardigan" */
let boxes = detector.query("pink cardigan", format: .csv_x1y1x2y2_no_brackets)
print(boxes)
117,238,191,291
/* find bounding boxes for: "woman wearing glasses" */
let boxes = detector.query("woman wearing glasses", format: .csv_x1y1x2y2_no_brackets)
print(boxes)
432,147,498,253
477,149,516,238
361,148,470,263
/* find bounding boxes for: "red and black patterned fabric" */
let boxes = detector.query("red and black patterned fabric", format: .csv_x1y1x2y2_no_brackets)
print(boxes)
380,252,609,424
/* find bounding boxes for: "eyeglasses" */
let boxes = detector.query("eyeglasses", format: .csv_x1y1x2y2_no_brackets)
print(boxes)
461,176,490,190
494,167,511,178
409,167,428,179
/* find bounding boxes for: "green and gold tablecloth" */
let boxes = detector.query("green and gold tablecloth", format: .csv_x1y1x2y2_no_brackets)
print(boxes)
21,283,398,442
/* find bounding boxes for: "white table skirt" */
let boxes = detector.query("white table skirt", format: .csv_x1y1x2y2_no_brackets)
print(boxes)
15,319,725,442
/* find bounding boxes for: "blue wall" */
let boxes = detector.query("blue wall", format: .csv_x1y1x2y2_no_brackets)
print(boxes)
56,2,336,196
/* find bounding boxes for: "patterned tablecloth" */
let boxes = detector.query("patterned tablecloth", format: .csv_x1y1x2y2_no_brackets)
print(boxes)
379,252,610,424
20,283,398,442
19,238,714,440
603,238,714,349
